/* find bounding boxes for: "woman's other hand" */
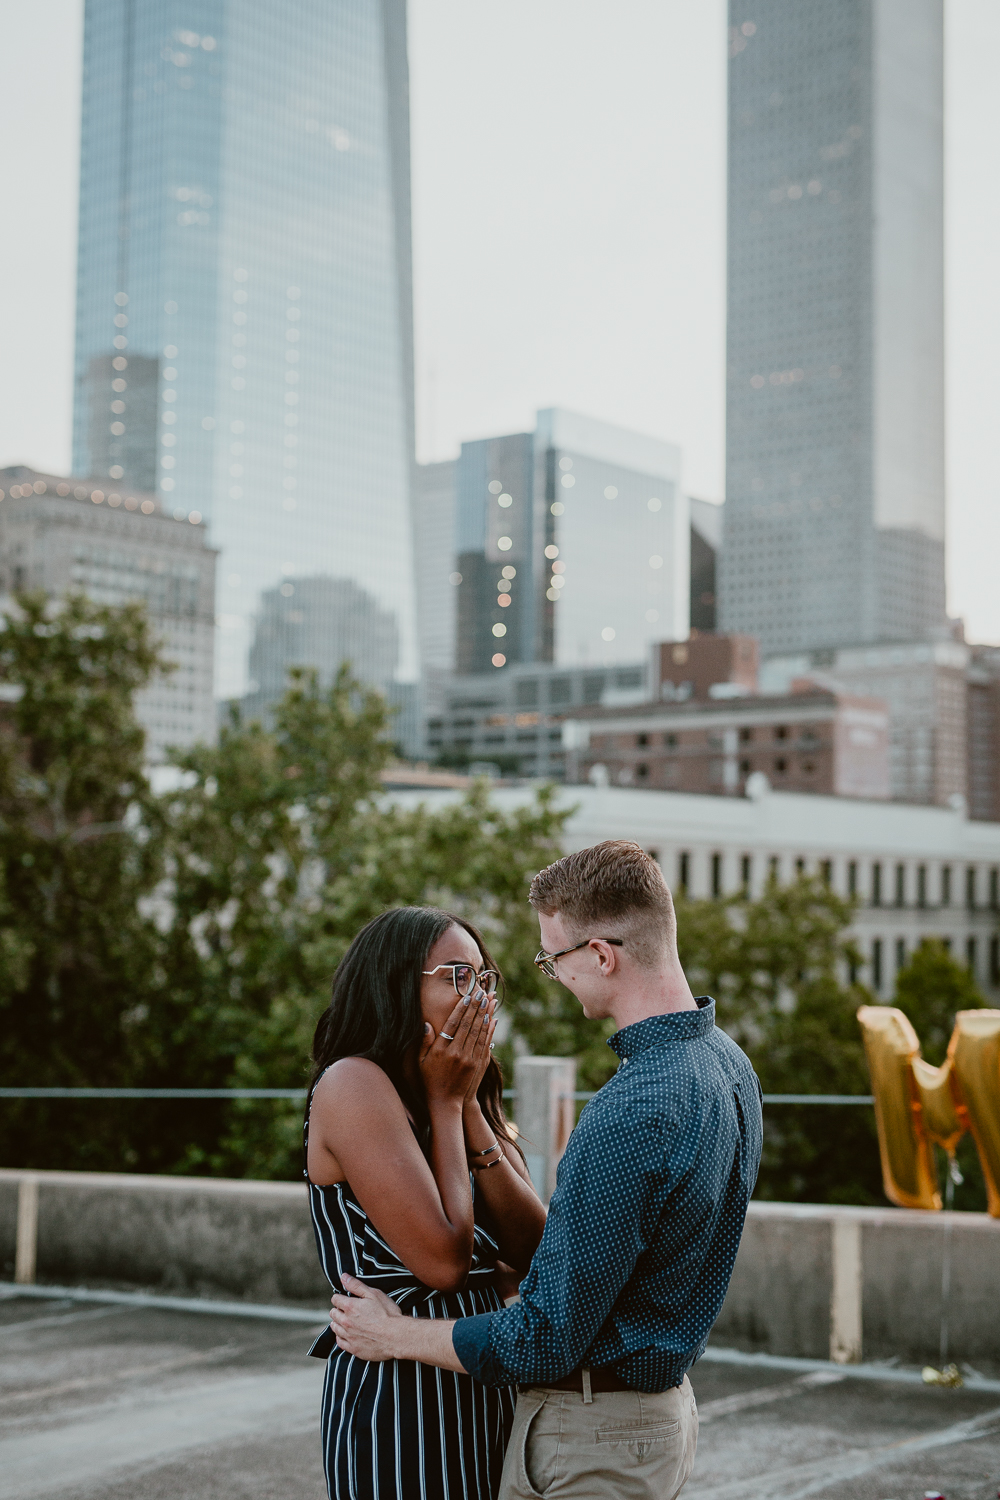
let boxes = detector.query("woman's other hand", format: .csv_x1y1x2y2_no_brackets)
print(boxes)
418,989,496,1106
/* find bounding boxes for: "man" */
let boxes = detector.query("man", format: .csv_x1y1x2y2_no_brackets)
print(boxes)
331,840,762,1500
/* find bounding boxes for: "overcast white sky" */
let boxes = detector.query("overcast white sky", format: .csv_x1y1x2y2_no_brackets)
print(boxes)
2,1,998,640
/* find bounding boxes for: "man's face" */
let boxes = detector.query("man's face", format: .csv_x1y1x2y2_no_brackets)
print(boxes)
537,910,616,1021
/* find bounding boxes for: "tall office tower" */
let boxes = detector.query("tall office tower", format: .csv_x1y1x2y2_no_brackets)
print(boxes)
72,0,417,710
427,409,688,679
720,2,946,656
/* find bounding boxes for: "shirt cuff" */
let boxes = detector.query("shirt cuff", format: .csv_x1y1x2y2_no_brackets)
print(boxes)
451,1311,508,1386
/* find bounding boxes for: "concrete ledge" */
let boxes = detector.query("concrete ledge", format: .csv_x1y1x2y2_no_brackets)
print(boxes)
2,1171,998,1365
0,1168,326,1305
715,1200,1000,1367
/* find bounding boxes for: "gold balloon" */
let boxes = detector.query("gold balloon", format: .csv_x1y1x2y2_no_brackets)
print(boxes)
857,1006,1000,1216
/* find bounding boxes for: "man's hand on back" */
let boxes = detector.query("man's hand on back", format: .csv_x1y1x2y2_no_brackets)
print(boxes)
330,1274,465,1371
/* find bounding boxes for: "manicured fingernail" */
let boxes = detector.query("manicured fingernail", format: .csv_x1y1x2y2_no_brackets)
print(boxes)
462,996,471,1005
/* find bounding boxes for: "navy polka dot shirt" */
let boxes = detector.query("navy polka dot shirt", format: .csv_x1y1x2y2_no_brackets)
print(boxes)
452,998,763,1392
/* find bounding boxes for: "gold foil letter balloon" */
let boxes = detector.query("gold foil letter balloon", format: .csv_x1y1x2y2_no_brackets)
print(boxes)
857,1006,1000,1216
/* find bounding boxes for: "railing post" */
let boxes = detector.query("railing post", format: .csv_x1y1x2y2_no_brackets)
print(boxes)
15,1173,39,1285
513,1056,577,1203
829,1217,862,1363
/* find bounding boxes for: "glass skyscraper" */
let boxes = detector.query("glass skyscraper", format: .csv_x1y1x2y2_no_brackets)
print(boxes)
720,1,946,657
73,0,417,705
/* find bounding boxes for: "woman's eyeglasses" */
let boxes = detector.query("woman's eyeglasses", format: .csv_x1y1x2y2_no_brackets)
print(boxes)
533,938,623,979
422,963,503,1000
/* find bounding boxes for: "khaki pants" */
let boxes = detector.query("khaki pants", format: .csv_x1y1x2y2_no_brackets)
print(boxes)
498,1376,698,1499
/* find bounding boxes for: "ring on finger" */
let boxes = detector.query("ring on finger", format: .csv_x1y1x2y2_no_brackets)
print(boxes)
439,1031,455,1042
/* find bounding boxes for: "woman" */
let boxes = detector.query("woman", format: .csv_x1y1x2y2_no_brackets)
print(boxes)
304,906,547,1500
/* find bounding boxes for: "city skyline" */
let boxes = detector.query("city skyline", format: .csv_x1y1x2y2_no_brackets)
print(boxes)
2,1,1000,643
71,0,417,703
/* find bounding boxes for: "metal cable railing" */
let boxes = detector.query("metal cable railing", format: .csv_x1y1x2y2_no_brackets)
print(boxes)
0,1087,873,1105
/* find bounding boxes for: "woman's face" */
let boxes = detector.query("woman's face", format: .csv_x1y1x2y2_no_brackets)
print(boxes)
419,923,493,1037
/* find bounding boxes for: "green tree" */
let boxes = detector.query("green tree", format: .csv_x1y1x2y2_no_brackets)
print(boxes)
675,875,883,1205
892,938,986,1065
0,593,167,1169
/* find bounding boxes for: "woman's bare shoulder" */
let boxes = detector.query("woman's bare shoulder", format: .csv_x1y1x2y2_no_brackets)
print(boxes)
312,1057,403,1110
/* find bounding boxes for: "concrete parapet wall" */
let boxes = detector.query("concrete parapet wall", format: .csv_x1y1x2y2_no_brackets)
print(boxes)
714,1200,1000,1366
0,1168,327,1305
2,1171,998,1365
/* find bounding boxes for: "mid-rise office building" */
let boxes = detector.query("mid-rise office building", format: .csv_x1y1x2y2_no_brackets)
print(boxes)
73,0,417,710
761,639,966,809
562,686,890,801
721,2,946,655
427,658,651,779
0,466,216,759
384,782,1000,997
416,410,689,682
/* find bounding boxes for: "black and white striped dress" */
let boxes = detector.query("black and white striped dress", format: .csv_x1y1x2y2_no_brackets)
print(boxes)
305,1105,516,1499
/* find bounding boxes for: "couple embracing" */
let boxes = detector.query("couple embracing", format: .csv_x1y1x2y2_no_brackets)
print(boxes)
304,841,763,1499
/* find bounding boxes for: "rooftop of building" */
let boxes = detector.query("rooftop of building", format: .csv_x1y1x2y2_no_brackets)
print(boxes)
558,683,887,725
0,466,212,543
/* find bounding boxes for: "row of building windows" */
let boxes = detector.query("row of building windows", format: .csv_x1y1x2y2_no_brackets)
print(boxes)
867,935,1000,991
667,850,1000,910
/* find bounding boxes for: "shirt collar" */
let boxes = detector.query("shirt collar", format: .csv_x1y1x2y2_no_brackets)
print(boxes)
607,996,715,1060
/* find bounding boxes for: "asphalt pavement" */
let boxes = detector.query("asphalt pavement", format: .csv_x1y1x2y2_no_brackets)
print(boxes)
1,1291,998,1500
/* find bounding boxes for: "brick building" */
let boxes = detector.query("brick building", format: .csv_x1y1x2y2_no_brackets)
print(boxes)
563,684,890,800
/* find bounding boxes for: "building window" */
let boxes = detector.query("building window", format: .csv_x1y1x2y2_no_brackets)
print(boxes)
739,727,752,743
990,868,999,910
741,854,752,892
871,863,882,907
895,863,905,908
636,763,649,779
678,850,690,894
941,865,951,906
820,859,832,886
774,757,787,773
848,953,860,985
665,733,678,749
966,866,977,911
774,726,788,741
872,938,883,992
795,857,805,876
636,732,648,747
942,936,952,954
917,865,927,908
967,936,977,976
990,935,999,986
895,937,906,973
739,758,751,774
711,852,722,897
847,861,858,897
768,854,780,883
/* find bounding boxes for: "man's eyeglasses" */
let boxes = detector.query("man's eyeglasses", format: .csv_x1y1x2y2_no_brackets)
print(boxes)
533,938,623,979
422,963,503,999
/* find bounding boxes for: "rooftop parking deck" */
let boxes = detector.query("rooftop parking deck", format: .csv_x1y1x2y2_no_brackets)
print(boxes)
2,1290,999,1500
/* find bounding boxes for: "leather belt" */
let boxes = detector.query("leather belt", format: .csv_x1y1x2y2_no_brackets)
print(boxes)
524,1365,633,1395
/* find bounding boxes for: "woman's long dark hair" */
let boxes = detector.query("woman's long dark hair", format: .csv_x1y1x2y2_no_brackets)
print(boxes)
308,907,523,1158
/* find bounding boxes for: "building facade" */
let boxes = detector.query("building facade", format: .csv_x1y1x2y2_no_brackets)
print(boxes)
562,687,890,800
721,1,946,655
384,782,1000,999
427,658,651,779
0,467,216,760
73,0,417,707
761,638,967,808
433,409,688,678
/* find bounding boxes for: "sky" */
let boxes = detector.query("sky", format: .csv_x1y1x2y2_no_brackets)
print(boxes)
1,1,998,640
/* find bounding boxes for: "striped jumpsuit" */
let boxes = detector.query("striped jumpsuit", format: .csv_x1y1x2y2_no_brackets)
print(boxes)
305,1103,516,1499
